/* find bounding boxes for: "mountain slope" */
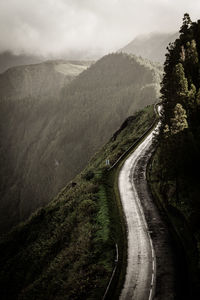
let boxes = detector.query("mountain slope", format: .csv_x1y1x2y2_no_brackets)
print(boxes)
0,105,155,300
121,32,179,63
0,53,161,234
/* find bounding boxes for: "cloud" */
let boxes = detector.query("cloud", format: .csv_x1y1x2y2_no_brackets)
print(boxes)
0,0,199,58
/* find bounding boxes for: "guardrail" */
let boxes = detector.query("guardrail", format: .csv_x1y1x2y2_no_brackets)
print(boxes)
102,243,118,300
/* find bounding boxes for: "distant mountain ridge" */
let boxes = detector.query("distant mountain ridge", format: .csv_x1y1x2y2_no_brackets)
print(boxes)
0,50,97,74
120,32,179,63
0,51,44,73
0,60,90,100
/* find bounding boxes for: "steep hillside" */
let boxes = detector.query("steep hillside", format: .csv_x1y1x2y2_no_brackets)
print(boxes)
148,15,200,297
121,32,179,63
0,53,161,234
0,105,155,300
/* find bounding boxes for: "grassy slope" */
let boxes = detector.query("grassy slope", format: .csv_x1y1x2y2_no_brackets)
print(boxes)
0,106,155,300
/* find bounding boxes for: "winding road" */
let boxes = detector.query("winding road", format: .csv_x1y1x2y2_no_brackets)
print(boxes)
119,127,158,300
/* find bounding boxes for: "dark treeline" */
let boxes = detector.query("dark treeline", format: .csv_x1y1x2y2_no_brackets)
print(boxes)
151,14,200,297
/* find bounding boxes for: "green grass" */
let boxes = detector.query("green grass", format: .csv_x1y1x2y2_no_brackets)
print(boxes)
96,185,110,243
101,166,127,299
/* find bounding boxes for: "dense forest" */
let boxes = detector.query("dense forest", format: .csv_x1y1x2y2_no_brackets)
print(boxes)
0,53,161,234
149,14,200,297
0,106,155,300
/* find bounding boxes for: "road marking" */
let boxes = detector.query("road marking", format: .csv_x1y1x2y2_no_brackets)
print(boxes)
149,288,153,300
148,239,156,300
152,259,155,272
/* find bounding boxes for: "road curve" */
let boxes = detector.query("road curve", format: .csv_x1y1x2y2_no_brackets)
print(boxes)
119,128,157,300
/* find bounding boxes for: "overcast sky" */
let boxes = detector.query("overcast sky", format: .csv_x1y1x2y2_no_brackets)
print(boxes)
0,0,200,58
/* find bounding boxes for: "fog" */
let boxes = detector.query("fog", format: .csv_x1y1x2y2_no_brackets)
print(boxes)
0,0,200,58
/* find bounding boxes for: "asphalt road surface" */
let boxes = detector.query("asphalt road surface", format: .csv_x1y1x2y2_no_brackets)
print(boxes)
119,129,156,300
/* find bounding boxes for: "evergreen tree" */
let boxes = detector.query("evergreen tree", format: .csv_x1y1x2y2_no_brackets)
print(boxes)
180,13,192,35
173,63,188,100
196,88,200,107
184,39,199,86
186,39,199,65
170,103,188,135
187,83,196,111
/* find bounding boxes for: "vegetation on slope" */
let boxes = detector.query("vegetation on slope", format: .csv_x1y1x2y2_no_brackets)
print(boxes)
148,14,200,297
0,105,155,300
0,52,160,234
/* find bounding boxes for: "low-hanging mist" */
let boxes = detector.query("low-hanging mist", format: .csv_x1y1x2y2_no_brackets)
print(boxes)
0,0,200,58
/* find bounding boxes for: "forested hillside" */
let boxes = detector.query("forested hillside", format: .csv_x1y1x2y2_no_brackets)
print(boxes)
0,53,161,234
148,14,200,297
0,106,155,300
121,32,179,63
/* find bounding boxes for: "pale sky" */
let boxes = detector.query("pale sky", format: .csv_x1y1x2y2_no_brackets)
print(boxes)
0,0,200,58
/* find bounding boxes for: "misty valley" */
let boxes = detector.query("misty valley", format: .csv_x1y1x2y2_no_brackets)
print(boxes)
0,9,200,300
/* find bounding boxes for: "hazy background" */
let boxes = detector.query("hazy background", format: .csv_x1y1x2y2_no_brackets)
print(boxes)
0,0,200,59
